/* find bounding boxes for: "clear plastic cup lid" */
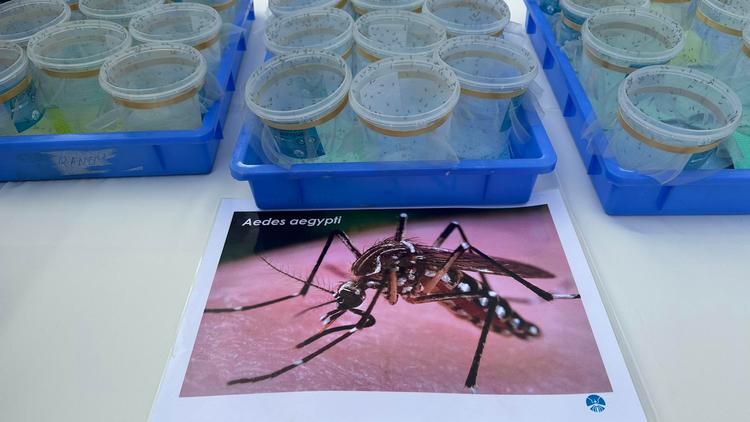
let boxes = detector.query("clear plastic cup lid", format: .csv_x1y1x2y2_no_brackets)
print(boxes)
349,56,460,132
0,42,28,89
27,20,131,73
355,11,446,60
698,0,750,33
618,66,742,146
129,3,222,49
269,0,346,17
244,51,351,127
80,0,164,21
0,0,71,46
583,6,684,67
422,0,510,36
351,0,424,14
560,0,649,21
264,8,354,56
99,43,207,105
436,35,538,95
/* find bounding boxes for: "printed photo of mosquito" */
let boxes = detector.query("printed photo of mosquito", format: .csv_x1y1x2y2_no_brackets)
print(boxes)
204,213,581,391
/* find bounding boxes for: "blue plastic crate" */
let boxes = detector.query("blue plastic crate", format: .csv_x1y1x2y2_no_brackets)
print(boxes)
0,0,254,182
231,97,556,209
525,0,750,215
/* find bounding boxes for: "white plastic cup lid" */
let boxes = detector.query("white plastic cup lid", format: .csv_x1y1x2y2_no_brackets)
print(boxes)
0,42,29,92
269,0,348,17
99,43,207,107
422,0,510,37
80,0,164,23
697,0,750,34
355,10,446,61
559,0,649,23
583,6,684,68
618,66,742,148
27,20,131,75
351,0,424,15
349,56,460,133
264,8,354,57
0,0,71,46
129,3,223,50
436,35,537,96
244,51,351,128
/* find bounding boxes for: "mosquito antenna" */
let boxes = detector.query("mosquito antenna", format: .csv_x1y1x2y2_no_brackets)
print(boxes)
294,299,338,317
260,256,335,294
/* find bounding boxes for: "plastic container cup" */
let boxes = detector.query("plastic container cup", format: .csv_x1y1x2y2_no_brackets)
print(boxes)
422,0,510,37
674,0,750,80
726,23,750,168
190,0,241,23
264,8,354,66
99,43,207,132
0,42,44,135
610,66,742,180
650,0,698,28
556,0,650,68
26,20,131,133
0,0,71,47
349,56,460,162
269,0,355,19
244,51,362,165
580,6,684,129
351,0,424,17
79,0,164,26
66,0,86,20
435,36,538,160
353,11,446,75
129,4,223,72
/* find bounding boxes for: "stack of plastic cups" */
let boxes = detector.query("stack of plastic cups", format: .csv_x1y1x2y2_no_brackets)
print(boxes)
264,8,354,67
352,11,446,75
244,51,361,165
350,0,424,17
726,23,750,168
0,43,44,135
556,0,650,68
129,4,223,72
610,66,741,181
675,0,750,81
98,43,207,131
422,0,510,37
191,0,242,24
349,56,460,162
581,6,684,130
650,0,698,28
269,0,355,19
0,0,71,48
26,21,131,134
435,36,538,160
79,0,164,26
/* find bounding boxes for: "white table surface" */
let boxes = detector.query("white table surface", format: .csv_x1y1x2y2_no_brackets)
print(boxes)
1,2,749,421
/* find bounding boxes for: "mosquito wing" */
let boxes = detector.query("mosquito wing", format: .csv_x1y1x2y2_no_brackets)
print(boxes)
419,248,555,279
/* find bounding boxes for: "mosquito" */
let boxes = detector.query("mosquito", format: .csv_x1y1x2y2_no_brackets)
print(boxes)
204,213,581,391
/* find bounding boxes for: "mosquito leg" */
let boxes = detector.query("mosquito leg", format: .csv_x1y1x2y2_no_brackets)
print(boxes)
205,230,361,313
465,293,498,391
423,243,470,294
395,213,407,242
227,287,384,385
431,221,470,248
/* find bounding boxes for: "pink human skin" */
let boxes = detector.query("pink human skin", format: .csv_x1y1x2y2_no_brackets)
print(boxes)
181,208,612,397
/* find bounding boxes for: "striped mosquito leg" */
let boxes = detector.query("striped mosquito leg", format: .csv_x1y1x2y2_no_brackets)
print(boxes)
423,243,470,294
465,293,499,391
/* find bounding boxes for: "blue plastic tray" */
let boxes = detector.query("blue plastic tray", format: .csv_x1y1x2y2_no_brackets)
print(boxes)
525,0,750,215
231,98,556,209
0,0,254,182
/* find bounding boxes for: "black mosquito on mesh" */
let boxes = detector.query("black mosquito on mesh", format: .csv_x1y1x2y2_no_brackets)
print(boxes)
204,213,581,391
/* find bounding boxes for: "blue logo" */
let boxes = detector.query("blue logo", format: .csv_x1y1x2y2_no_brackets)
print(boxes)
586,394,606,413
